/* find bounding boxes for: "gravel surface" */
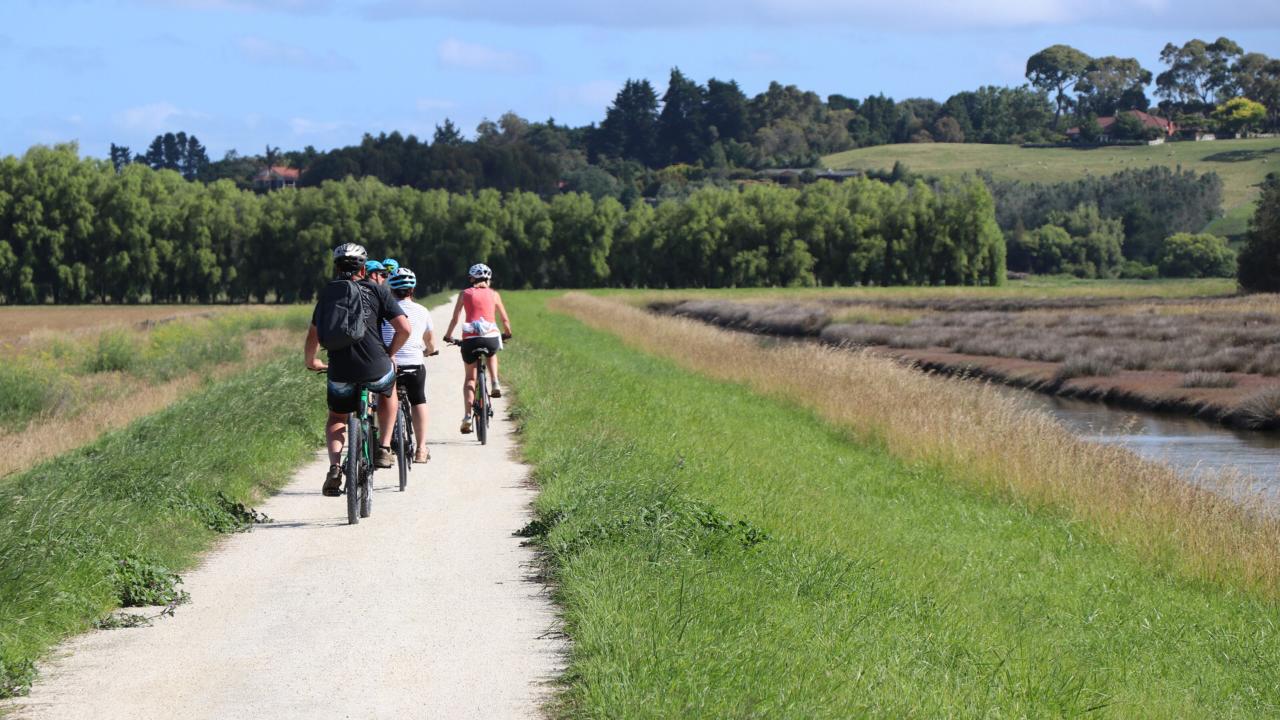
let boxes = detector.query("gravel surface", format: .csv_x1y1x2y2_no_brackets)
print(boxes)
10,299,563,720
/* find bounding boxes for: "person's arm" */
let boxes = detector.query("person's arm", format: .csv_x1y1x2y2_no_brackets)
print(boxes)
443,293,465,342
386,315,411,358
423,327,437,356
495,292,512,337
304,324,327,371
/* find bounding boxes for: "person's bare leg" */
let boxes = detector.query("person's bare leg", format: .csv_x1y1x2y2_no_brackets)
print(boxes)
463,363,477,416
412,403,429,458
378,389,397,450
326,412,347,465
487,354,499,390
414,404,430,448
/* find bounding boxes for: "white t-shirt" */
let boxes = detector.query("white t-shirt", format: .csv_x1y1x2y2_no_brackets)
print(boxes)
382,298,433,366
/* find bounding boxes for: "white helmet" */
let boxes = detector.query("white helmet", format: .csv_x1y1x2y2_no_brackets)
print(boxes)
468,263,492,280
332,243,368,263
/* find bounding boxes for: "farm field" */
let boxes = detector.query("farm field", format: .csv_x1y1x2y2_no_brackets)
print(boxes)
0,306,312,478
822,137,1280,218
504,291,1280,717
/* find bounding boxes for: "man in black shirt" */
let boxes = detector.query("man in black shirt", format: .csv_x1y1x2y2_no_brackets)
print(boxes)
305,243,411,496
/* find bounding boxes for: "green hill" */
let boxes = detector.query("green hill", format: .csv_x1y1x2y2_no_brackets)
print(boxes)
823,138,1280,235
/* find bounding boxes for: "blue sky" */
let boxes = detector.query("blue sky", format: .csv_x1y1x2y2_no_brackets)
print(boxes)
3,0,1280,159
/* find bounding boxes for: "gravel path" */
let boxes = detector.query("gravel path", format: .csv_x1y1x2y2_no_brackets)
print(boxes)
9,300,563,720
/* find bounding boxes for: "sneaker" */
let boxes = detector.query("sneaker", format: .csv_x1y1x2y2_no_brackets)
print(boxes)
490,383,502,398
374,446,394,469
415,447,431,463
322,465,343,497
460,416,473,434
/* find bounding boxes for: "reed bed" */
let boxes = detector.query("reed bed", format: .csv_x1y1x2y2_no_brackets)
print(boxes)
554,292,1280,598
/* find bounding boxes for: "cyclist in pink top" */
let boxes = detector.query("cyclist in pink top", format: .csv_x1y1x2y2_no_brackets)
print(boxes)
444,263,512,434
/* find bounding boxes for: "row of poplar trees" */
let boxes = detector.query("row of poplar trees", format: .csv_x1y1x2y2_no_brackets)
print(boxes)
0,144,1005,303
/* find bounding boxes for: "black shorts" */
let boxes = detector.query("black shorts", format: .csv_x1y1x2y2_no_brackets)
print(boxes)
396,364,426,405
460,337,501,365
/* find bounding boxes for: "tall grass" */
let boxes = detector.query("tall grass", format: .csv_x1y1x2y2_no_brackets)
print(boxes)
554,293,1280,598
505,292,1280,717
0,353,326,697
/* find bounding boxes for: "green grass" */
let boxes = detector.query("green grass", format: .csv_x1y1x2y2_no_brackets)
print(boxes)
0,352,327,697
504,291,1280,718
823,138,1280,216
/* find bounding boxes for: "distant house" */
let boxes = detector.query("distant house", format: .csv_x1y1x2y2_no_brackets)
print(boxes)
253,166,300,191
1065,110,1178,144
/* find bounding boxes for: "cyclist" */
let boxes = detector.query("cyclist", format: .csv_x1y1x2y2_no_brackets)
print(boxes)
305,243,411,496
383,258,400,276
443,263,511,434
382,268,436,463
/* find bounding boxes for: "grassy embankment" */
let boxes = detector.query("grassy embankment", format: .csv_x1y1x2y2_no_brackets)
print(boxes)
0,306,311,477
823,138,1280,236
504,291,1280,718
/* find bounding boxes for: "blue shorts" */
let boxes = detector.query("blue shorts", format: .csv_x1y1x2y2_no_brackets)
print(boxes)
326,367,396,414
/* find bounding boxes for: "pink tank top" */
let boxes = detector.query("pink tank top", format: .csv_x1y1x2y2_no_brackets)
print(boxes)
461,287,500,339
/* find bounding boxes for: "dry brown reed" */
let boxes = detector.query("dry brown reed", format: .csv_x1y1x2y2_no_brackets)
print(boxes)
553,292,1280,599
0,305,240,346
0,329,295,478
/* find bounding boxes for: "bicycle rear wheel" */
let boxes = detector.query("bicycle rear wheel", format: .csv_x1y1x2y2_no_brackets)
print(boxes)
475,368,488,445
345,415,360,525
359,422,373,519
395,407,408,491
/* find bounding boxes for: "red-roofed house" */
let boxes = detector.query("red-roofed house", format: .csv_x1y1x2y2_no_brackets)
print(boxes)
253,166,300,191
1066,110,1179,144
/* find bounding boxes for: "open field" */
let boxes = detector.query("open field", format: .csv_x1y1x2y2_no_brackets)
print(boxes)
0,305,248,346
505,291,1280,717
654,285,1280,429
0,306,314,477
822,138,1280,215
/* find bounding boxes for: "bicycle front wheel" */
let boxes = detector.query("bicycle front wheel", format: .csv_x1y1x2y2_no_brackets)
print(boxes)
345,415,360,525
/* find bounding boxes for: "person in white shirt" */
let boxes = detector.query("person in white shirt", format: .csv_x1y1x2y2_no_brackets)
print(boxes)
382,268,436,463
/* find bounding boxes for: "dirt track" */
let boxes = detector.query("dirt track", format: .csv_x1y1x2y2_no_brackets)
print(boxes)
8,300,563,719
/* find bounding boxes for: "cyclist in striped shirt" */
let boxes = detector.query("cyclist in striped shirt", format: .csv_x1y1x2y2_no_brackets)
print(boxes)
382,268,436,463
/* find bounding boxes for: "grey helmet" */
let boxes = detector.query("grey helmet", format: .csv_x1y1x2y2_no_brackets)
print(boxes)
468,263,492,280
333,243,368,263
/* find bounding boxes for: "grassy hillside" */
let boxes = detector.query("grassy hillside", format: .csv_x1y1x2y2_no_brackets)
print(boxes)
823,138,1280,216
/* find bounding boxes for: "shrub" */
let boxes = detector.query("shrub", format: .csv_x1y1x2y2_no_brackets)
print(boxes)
1055,355,1119,381
1158,233,1236,278
83,330,138,373
1179,371,1238,389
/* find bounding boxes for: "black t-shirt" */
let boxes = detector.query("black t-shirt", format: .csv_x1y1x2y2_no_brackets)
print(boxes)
312,280,406,383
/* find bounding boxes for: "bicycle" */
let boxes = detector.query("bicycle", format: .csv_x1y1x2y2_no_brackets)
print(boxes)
447,336,508,445
343,383,377,523
390,351,438,491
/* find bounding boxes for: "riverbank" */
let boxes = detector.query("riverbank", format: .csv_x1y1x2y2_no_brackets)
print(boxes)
657,295,1280,430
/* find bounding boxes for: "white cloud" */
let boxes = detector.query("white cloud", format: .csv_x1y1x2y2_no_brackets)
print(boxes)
238,36,355,71
436,38,533,73
364,0,1280,29
115,102,207,133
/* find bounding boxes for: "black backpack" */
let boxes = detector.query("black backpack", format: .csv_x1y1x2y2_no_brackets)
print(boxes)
315,279,368,351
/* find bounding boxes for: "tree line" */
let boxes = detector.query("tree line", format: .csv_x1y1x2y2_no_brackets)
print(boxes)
0,144,1005,304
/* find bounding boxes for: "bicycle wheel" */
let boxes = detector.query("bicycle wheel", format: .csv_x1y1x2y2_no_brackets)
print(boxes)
395,407,408,492
345,415,360,525
475,368,488,445
359,421,373,518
